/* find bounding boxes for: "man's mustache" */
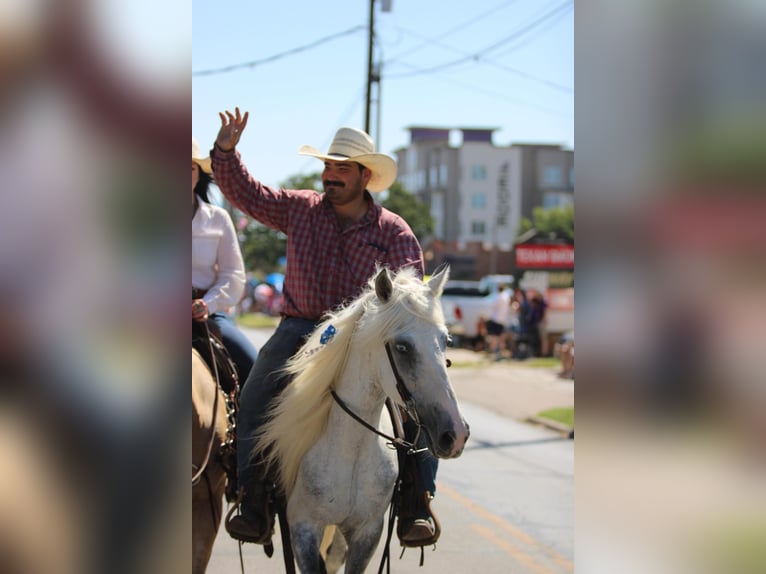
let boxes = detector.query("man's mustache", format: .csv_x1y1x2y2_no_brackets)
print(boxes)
323,180,345,189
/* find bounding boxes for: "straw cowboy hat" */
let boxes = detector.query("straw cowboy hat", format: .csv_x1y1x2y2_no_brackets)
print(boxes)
298,127,397,192
192,137,212,174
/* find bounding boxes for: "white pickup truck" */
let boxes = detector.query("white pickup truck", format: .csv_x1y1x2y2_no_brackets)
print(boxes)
440,276,574,349
440,276,508,340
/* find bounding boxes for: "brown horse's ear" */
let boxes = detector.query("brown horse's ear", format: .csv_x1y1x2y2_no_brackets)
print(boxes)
427,263,450,298
375,268,393,303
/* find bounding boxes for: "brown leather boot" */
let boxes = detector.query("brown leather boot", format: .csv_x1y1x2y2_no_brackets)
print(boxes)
397,490,441,547
225,482,274,544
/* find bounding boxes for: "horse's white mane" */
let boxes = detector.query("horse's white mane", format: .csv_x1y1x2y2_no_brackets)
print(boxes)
254,266,444,495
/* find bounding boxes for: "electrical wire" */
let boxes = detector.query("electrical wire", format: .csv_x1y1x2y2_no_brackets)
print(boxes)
192,25,365,77
386,0,572,80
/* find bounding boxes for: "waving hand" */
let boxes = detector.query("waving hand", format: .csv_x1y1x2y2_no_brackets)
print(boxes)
216,107,249,152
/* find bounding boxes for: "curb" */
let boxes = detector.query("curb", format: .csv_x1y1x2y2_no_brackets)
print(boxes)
527,416,574,439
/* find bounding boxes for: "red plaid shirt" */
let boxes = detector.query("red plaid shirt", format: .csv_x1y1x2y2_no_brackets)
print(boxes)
212,148,424,320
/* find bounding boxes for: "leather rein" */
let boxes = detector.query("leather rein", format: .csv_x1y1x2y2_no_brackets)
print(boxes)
329,341,452,454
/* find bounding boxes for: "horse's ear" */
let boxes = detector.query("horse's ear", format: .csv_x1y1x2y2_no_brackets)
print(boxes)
427,263,450,298
375,268,393,303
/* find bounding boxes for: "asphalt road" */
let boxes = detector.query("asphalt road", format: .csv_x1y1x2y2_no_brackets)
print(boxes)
202,327,574,573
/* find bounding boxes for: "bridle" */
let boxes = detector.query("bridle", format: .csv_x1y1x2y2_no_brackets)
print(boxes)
329,341,452,453
329,340,452,574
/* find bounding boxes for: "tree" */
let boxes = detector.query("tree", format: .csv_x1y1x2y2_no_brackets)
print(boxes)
238,221,286,274
515,204,574,241
380,181,434,242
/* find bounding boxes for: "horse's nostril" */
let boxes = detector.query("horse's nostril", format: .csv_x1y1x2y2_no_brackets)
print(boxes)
439,430,456,452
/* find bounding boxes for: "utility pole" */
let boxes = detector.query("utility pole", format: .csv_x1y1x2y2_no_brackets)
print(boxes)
365,0,391,140
364,0,375,134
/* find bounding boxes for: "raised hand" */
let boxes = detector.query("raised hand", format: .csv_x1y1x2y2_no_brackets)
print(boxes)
216,107,249,152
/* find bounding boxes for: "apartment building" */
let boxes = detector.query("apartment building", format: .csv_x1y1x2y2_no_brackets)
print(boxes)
394,126,573,278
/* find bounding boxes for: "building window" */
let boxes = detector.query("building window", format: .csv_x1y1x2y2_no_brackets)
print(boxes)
543,192,574,209
470,192,487,209
440,164,448,185
471,165,487,180
569,166,574,188
543,165,562,187
471,221,486,235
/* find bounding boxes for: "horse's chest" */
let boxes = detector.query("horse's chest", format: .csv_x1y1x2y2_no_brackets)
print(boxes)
299,442,396,514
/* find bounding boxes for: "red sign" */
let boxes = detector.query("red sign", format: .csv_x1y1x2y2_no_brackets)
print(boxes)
515,244,574,269
546,288,574,311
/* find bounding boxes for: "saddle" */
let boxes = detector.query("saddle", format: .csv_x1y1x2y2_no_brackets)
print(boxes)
192,318,240,501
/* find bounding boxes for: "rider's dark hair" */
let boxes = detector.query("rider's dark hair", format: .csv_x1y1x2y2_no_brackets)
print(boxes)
194,168,213,203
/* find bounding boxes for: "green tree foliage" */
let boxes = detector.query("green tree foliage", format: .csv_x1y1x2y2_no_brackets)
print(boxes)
380,181,434,242
239,220,286,274
515,204,574,241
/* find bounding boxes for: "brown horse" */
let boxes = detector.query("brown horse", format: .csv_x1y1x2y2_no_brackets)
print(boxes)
192,349,228,573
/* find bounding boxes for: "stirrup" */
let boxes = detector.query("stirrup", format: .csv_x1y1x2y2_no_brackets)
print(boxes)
224,488,274,545
397,494,441,548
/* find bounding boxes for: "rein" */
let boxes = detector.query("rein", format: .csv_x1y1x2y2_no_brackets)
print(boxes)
330,391,425,454
330,343,453,573
330,341,453,452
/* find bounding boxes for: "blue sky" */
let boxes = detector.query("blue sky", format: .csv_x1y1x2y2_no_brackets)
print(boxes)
192,0,573,188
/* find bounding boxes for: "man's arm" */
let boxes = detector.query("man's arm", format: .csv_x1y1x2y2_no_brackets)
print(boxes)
210,108,291,232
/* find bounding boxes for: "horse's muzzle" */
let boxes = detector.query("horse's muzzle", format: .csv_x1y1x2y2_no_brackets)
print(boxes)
433,420,470,459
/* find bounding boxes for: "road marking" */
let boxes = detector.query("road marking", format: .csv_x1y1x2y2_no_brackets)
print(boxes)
470,524,559,574
439,482,573,572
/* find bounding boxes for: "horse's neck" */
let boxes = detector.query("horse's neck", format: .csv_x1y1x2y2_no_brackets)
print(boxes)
334,349,386,420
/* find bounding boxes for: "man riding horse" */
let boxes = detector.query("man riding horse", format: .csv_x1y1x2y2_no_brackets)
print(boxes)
209,108,440,549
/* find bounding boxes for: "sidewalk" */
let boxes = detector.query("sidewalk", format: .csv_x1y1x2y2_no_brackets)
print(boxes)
445,347,574,432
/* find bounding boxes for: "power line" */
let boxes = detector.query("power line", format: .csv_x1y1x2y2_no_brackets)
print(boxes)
385,0,522,64
389,61,572,120
192,26,366,77
386,0,572,80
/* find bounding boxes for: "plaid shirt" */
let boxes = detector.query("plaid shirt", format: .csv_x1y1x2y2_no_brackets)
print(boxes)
212,148,424,320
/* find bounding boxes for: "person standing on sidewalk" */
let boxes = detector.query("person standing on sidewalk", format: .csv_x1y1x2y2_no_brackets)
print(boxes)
485,285,511,360
209,107,440,548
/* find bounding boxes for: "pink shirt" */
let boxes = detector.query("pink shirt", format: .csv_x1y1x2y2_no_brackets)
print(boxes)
212,148,424,320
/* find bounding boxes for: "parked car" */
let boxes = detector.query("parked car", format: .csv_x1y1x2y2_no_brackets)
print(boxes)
440,277,510,341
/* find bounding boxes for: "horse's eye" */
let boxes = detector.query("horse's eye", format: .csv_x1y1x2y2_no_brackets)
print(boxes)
395,343,408,353
446,336,453,347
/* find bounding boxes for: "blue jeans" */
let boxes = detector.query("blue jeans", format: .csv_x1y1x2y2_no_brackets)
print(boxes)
210,313,258,385
403,416,438,494
236,317,318,489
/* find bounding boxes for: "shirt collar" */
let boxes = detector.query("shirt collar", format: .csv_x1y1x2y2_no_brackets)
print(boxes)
322,191,379,230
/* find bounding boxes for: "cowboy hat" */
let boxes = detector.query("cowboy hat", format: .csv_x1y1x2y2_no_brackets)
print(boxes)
192,137,212,174
298,127,397,192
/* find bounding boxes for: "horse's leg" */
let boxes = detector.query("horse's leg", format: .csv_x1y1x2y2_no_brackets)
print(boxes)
291,520,325,574
342,518,386,574
191,478,223,574
321,526,347,574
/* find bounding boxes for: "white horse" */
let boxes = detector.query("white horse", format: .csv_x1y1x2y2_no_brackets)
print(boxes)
255,265,470,573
